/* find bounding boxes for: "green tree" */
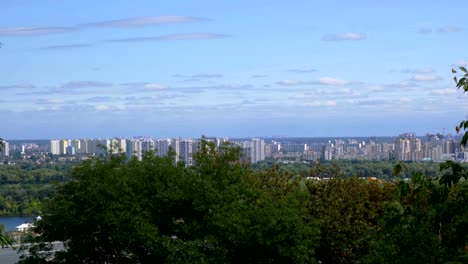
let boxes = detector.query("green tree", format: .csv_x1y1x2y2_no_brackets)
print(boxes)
19,140,319,263
307,177,393,263
0,224,12,248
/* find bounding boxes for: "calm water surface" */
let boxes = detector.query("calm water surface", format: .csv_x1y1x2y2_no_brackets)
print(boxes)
0,216,35,232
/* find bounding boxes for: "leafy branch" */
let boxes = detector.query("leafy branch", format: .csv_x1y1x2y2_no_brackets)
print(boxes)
453,67,468,146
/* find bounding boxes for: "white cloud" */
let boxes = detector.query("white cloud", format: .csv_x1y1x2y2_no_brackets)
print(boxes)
369,86,385,92
454,60,468,67
143,83,164,90
431,88,457,95
288,68,316,73
277,80,302,86
106,33,228,43
0,83,35,89
319,77,348,85
0,26,77,36
61,81,113,89
95,105,110,111
418,26,462,34
251,74,267,78
437,26,462,33
399,97,412,103
321,32,366,41
39,44,92,50
0,16,208,37
418,28,432,34
305,100,337,107
315,88,354,96
401,68,434,74
82,16,207,28
384,81,420,88
36,98,64,105
410,74,440,82
277,77,351,86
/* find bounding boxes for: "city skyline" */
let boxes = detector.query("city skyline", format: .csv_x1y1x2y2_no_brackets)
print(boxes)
3,133,465,164
1,1,468,139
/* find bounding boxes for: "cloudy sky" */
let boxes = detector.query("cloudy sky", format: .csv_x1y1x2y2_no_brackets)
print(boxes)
1,0,467,139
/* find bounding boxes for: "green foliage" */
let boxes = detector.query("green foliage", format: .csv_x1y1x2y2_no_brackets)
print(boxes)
20,140,319,263
365,163,468,263
0,164,69,216
392,161,408,177
307,177,393,263
0,224,12,248
453,67,468,146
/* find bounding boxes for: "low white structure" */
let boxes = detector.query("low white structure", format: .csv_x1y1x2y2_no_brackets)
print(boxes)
16,223,33,232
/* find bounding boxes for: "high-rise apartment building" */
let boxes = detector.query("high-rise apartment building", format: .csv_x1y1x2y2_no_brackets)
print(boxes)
49,140,60,155
1,140,9,156
155,139,171,157
171,139,181,162
444,140,455,154
251,139,265,163
179,139,194,166
59,139,68,155
126,139,143,160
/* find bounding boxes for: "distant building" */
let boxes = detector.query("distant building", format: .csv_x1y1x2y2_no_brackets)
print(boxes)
444,140,455,154
110,138,127,154
322,146,333,160
49,140,60,155
1,140,9,156
59,140,68,155
179,139,194,166
66,145,76,156
155,139,171,157
16,223,33,232
251,139,265,163
126,139,143,160
71,140,81,154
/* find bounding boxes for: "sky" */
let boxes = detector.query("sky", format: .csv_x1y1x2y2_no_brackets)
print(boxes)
1,0,467,139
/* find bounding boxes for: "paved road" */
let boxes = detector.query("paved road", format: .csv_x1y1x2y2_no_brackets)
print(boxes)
0,242,64,264
0,247,22,264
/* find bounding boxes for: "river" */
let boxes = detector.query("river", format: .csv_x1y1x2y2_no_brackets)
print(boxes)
0,216,35,232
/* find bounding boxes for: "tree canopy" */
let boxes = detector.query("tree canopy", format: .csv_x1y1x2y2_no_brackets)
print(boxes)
19,140,319,263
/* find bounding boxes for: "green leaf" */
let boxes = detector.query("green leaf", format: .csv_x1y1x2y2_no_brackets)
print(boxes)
457,77,466,89
454,76,458,83
462,132,468,147
459,66,468,73
393,163,401,176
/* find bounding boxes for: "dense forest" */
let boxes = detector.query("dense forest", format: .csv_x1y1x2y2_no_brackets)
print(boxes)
14,139,468,264
0,163,71,215
0,157,443,217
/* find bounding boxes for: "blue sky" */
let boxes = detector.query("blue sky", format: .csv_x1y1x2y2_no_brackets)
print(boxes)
1,0,467,139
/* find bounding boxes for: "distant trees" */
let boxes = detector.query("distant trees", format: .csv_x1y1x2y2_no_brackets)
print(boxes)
0,164,69,216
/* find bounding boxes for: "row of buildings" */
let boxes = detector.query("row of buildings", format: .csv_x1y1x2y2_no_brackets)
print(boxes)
44,134,468,164
48,138,267,165
2,133,465,164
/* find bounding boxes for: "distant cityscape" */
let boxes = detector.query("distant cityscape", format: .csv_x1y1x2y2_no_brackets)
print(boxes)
1,132,467,165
